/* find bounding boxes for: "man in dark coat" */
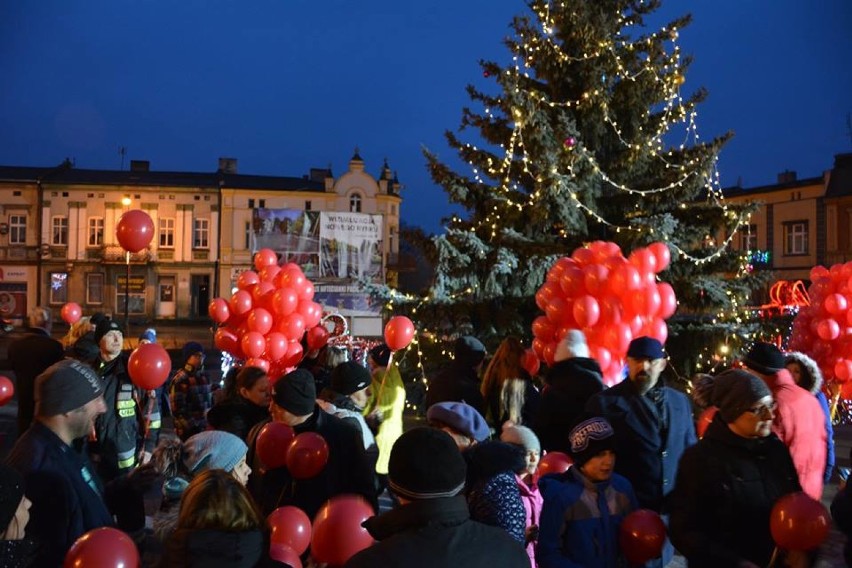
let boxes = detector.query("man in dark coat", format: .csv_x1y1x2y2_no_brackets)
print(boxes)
533,329,604,452
6,359,113,567
585,336,696,567
424,336,487,416
10,306,64,436
345,427,529,568
247,369,377,519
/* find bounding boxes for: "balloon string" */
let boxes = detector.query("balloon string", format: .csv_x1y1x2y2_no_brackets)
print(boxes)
831,392,841,422
374,354,394,412
766,546,779,568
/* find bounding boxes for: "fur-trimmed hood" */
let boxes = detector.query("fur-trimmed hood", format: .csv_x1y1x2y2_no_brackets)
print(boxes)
784,351,823,394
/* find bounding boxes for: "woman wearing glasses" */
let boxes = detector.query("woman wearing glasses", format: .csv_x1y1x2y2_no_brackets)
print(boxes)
669,369,806,568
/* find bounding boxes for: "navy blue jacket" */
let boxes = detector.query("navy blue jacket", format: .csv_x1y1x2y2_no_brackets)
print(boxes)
6,422,113,567
585,379,696,513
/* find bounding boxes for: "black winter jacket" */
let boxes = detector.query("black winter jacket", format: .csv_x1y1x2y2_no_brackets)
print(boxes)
344,496,529,568
534,357,604,452
670,415,801,567
425,361,486,416
207,396,270,442
162,528,285,568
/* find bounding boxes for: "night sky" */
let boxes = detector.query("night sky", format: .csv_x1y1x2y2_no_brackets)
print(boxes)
2,1,850,234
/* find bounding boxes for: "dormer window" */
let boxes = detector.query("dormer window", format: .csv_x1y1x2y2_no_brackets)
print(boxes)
350,193,362,213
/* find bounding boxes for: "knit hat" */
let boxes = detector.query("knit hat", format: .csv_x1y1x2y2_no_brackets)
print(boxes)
89,312,107,328
626,336,665,359
182,341,204,361
703,369,772,423
569,417,616,466
0,463,25,531
426,401,491,442
68,337,101,364
94,318,122,345
182,430,248,475
369,344,392,367
35,359,104,416
554,329,589,362
500,424,541,453
139,328,157,343
388,427,467,500
454,336,486,367
330,361,371,396
272,369,317,416
742,342,785,375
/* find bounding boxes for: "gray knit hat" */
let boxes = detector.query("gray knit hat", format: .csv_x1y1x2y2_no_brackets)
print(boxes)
182,430,248,475
35,359,104,416
500,424,541,453
705,369,772,423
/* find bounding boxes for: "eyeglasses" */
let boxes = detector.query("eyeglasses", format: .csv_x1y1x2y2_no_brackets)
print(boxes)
746,401,777,416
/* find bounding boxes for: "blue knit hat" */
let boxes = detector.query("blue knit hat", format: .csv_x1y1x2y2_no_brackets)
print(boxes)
139,328,157,343
182,341,205,361
182,431,247,475
427,401,491,442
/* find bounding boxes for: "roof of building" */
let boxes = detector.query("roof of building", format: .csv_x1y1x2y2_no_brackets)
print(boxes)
0,164,326,192
722,175,824,199
826,153,852,198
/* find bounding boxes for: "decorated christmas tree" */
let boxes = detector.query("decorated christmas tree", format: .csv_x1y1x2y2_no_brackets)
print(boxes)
380,0,768,373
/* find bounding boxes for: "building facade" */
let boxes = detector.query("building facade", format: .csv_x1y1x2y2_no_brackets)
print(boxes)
0,152,401,336
722,153,852,286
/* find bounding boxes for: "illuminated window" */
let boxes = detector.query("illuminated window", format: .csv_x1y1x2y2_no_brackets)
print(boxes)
49,272,68,304
194,218,210,249
783,221,808,255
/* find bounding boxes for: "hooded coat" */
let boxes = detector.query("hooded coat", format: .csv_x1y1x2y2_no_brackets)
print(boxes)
534,357,604,453
760,368,827,500
784,351,835,483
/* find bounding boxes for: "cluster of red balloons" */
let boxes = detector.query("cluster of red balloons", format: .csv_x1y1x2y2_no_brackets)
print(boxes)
788,263,852,397
255,423,330,479
209,248,329,379
770,492,830,551
619,509,667,564
267,495,374,566
532,241,676,385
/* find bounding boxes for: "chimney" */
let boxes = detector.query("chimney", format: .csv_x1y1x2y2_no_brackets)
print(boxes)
777,170,797,184
218,157,238,174
130,160,150,172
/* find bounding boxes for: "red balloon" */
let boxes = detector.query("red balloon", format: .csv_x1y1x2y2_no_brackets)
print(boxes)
127,343,171,390
214,328,240,357
696,406,718,438
252,281,276,309
648,242,671,272
311,495,374,565
602,323,633,356
281,341,304,368
269,544,302,568
246,357,270,373
835,360,852,384
643,318,668,344
268,506,311,554
537,451,572,476
825,293,848,315
265,332,288,362
298,281,315,302
545,296,570,325
298,301,323,329
286,432,329,479
536,282,561,311
629,248,658,275
247,308,274,335
811,265,830,281
542,341,557,367
260,264,282,284
609,264,642,295
521,348,540,377
237,270,260,291
532,315,556,341
306,326,330,350
657,282,677,319
271,287,299,317
241,331,266,359
0,376,14,406
590,346,612,372
583,264,609,296
254,248,279,270
61,302,82,325
770,492,831,551
279,312,307,343
573,295,600,327
116,209,154,253
817,319,840,341
559,265,586,297
256,422,296,470
384,316,415,351
208,298,230,324
620,509,666,564
572,247,595,266
277,266,307,292
64,526,140,568
229,290,253,317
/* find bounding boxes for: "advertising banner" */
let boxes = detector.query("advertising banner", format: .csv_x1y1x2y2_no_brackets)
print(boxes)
319,212,383,281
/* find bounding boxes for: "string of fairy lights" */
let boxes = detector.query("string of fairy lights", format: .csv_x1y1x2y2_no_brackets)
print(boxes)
449,0,750,267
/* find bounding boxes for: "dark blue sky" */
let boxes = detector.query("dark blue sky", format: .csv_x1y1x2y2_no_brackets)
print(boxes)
2,1,850,234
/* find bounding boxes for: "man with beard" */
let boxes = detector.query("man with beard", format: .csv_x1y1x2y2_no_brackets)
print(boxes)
585,336,696,567
6,359,113,566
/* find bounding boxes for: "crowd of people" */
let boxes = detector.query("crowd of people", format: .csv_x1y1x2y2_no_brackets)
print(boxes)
0,305,849,567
